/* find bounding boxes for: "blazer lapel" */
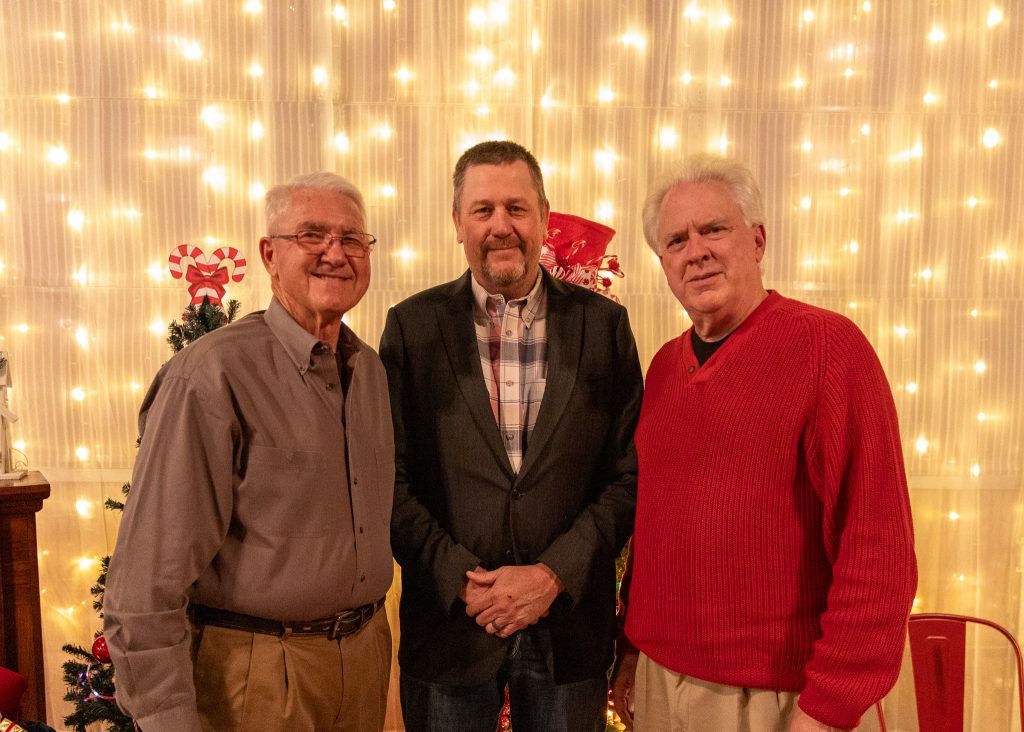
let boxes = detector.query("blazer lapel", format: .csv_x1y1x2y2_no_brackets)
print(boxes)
437,272,515,477
517,272,581,483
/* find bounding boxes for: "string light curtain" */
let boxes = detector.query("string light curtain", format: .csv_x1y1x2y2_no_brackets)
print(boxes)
0,1,1020,729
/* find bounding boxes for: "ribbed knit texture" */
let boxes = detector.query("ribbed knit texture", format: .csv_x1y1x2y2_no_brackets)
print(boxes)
626,292,917,729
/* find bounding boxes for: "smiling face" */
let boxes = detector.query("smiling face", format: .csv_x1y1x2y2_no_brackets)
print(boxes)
656,180,767,340
453,160,550,299
259,187,370,337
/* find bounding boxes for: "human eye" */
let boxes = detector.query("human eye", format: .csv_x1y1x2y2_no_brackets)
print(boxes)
704,224,731,240
341,234,367,249
664,235,686,253
296,230,325,246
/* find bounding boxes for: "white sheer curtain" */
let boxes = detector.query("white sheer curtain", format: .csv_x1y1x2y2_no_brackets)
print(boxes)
0,1,1020,729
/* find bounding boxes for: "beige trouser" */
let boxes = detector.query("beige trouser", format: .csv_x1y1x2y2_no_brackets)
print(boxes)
634,652,880,732
192,607,391,731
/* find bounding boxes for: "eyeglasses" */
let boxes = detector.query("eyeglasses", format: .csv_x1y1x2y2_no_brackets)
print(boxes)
269,230,376,258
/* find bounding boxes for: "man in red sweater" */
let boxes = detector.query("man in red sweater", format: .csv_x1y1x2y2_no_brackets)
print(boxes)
611,154,916,731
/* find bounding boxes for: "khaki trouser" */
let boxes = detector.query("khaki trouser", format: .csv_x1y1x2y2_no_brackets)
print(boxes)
634,652,880,732
192,607,391,731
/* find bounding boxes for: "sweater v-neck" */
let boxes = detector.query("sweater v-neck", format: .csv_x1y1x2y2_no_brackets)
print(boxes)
680,290,782,383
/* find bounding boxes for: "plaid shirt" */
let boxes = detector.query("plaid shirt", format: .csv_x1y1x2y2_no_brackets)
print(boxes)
471,273,548,473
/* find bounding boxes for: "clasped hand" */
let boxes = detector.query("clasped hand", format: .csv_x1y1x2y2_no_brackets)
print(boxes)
461,563,562,638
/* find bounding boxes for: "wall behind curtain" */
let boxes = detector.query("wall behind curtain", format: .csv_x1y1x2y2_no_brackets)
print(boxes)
0,1,1021,729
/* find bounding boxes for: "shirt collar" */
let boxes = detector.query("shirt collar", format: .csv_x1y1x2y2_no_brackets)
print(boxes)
264,296,359,373
470,270,546,327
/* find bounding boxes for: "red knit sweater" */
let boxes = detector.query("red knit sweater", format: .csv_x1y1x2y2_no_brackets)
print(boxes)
625,292,916,728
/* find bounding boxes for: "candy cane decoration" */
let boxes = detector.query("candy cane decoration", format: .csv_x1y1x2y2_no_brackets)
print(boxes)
168,244,205,280
208,246,247,282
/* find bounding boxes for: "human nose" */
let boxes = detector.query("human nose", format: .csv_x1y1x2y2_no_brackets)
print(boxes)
320,236,353,264
490,209,514,237
685,232,711,264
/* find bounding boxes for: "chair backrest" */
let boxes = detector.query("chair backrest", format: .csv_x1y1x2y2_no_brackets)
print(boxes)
903,613,1024,732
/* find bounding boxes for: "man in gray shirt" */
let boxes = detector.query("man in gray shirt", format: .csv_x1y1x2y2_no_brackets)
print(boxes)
104,172,394,731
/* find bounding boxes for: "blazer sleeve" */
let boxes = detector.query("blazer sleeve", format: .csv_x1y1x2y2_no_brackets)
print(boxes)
380,306,483,615
536,305,643,607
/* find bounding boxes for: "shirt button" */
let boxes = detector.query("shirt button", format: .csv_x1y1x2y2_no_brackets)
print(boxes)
360,574,366,582
353,477,359,486
326,382,336,390
505,330,512,336
359,526,364,534
505,380,513,387
505,433,513,441
687,366,695,374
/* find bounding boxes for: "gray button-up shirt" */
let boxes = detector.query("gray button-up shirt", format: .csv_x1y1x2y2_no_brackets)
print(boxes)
103,297,394,730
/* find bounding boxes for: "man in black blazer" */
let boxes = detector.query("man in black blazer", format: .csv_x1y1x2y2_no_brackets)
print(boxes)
380,140,643,732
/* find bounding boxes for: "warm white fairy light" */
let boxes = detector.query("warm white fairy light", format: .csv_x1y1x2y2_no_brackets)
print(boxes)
844,68,854,79
895,326,909,339
493,67,515,86
394,66,415,83
896,209,920,223
74,447,90,461
906,382,918,393
67,209,85,231
110,20,134,33
374,123,394,140
15,324,29,333
396,246,416,263
597,86,615,103
53,31,66,40
594,200,614,222
70,387,86,402
146,262,165,282
848,240,859,253
800,140,813,152
77,556,97,571
658,127,679,148
539,92,556,109
468,6,487,25
249,182,266,200
989,249,1008,262
712,134,730,154
379,184,396,198
919,267,933,281
928,27,946,43
987,8,1004,27
594,148,618,174
248,62,264,77
719,74,732,87
977,411,987,422
988,79,999,89
333,132,350,152
969,308,979,317
200,105,226,129
13,439,25,452
202,166,227,191
800,196,812,209
0,132,12,150
382,0,396,12
923,91,938,105
948,511,960,521
75,501,93,520
332,4,348,24
74,325,90,348
46,145,69,165
620,31,647,51
250,120,264,140
974,360,987,374
683,2,704,21
531,30,541,52
57,93,71,104
860,123,871,135
915,436,929,454
313,67,329,86
680,71,693,85
791,75,806,89
967,196,979,208
982,128,1001,148
469,47,494,67
716,13,733,28
244,0,263,14
970,463,981,477
72,266,89,287
179,40,202,60
838,187,851,197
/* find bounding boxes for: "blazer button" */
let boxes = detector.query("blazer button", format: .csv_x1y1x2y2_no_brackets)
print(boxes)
511,489,521,499
505,549,513,559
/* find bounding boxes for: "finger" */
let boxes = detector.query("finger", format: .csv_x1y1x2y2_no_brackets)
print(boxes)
466,568,498,585
465,595,495,617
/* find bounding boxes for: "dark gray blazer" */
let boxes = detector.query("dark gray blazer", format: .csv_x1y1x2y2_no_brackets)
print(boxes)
380,268,643,685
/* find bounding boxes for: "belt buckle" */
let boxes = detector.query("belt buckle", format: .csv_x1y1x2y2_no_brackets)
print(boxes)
327,612,347,641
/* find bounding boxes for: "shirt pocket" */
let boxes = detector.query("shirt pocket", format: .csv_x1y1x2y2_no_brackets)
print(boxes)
240,445,331,538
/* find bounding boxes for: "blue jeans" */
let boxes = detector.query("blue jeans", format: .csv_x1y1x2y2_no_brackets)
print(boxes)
400,627,608,732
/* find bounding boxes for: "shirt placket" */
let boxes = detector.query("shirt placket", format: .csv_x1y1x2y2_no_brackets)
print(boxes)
498,301,523,473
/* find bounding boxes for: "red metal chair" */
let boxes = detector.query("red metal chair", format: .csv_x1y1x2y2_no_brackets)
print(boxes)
877,613,1024,732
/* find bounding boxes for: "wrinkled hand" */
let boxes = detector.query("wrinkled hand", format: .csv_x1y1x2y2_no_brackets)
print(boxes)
609,648,638,728
464,563,562,638
458,565,488,606
790,708,850,732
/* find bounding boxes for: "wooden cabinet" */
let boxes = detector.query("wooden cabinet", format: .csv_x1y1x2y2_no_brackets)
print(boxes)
0,471,49,723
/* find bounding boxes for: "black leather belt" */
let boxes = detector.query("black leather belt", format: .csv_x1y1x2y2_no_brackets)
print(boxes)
189,597,385,641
